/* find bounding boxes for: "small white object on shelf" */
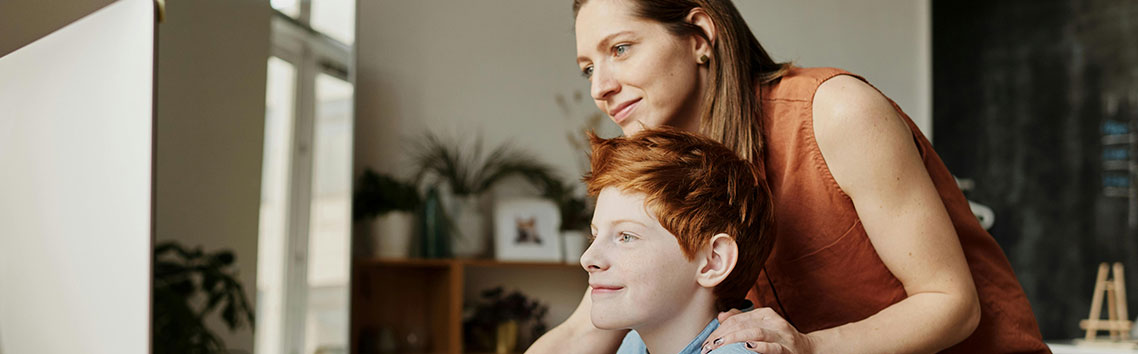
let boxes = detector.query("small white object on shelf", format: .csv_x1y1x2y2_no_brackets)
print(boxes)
372,211,415,259
561,230,588,265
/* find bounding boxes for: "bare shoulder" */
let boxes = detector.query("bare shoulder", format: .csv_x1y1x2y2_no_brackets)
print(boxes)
811,75,905,136
811,74,919,198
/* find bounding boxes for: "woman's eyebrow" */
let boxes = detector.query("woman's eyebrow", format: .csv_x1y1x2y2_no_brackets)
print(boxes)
595,30,635,52
577,30,636,64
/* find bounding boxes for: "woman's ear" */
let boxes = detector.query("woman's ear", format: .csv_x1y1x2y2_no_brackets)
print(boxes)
686,8,717,60
697,233,738,288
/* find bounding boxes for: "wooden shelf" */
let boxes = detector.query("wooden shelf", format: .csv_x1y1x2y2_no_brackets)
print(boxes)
351,257,586,354
356,257,581,270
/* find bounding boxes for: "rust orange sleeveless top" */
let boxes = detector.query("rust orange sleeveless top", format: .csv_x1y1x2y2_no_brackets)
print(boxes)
747,67,1049,353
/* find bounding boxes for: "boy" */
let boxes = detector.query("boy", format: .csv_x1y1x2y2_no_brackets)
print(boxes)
581,127,775,354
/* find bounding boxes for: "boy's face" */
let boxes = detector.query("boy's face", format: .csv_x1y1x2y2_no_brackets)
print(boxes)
582,187,704,330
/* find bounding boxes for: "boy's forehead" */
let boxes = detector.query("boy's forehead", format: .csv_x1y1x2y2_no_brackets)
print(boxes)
594,187,661,226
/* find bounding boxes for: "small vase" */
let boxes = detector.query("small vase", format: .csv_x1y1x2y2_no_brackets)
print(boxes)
419,186,452,258
449,195,487,258
372,211,414,259
495,320,518,354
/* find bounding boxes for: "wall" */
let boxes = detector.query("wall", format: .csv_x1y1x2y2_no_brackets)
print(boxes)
933,0,1138,339
355,0,930,329
0,1,154,353
737,0,931,139
155,0,271,351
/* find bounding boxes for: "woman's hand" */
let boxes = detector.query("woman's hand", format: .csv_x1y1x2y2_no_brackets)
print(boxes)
700,307,816,354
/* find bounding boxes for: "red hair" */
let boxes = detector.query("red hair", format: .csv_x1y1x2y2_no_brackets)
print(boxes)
583,127,774,311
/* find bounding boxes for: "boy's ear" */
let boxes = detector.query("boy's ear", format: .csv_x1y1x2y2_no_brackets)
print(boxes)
697,233,738,288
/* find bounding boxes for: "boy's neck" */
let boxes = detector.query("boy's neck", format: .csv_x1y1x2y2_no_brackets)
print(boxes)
636,292,718,354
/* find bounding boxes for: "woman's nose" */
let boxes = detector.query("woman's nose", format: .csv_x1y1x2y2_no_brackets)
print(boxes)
590,66,620,101
580,239,608,273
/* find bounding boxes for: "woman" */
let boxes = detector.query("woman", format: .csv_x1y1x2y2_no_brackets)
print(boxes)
528,0,1049,353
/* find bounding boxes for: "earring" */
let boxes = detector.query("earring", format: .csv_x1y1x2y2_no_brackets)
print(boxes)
698,54,709,64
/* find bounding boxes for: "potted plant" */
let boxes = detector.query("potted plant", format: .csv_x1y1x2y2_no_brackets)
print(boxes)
153,241,255,354
462,287,550,353
411,133,560,258
353,168,422,259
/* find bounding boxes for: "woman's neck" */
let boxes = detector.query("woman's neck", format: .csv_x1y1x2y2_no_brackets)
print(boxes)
637,292,718,354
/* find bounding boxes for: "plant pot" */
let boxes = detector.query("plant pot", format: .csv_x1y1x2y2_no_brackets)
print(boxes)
495,320,518,354
449,195,487,258
372,211,414,259
561,230,587,264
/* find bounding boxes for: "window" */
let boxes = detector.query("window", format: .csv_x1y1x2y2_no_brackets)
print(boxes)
258,3,354,354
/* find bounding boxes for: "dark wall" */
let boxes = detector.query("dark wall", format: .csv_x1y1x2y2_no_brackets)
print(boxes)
933,0,1138,339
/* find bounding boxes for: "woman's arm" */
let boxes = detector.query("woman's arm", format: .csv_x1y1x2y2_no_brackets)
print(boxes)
703,75,980,354
804,75,981,352
526,287,629,354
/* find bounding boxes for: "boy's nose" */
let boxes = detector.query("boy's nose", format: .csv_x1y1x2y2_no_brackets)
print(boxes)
580,240,608,272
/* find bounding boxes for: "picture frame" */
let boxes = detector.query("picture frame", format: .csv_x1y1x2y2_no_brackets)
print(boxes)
494,198,562,262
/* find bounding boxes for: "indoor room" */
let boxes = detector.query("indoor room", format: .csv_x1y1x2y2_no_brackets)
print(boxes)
2,0,1136,353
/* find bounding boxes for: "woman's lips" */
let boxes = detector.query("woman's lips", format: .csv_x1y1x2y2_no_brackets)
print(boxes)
610,99,641,124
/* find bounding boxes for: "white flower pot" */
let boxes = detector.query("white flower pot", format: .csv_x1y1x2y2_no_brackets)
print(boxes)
372,211,414,259
449,195,487,258
561,230,587,264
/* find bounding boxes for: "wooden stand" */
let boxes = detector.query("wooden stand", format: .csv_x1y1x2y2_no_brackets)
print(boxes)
1077,262,1137,349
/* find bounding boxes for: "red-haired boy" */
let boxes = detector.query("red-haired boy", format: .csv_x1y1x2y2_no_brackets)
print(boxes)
581,127,775,354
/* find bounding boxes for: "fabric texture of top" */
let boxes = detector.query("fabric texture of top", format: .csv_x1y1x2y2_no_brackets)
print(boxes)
747,67,1050,353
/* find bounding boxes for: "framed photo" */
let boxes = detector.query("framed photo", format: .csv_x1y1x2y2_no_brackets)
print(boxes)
494,198,562,262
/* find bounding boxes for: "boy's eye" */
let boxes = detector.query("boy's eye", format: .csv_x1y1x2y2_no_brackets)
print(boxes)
581,65,594,79
614,44,630,57
618,232,635,243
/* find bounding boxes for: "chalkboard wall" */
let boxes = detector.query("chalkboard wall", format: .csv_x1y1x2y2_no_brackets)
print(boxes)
933,0,1138,339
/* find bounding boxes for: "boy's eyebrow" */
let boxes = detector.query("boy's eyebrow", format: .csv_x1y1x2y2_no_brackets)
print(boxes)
590,218,648,231
609,219,649,228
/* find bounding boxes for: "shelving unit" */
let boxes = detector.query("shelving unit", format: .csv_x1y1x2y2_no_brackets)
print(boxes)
1101,117,1137,228
350,258,587,354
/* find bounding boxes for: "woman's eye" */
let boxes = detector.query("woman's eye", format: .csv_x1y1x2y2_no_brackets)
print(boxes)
618,232,634,242
581,65,594,79
614,44,630,57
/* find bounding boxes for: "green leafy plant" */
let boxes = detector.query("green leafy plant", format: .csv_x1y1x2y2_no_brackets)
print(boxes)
410,133,559,197
153,241,255,354
462,287,550,351
410,132,593,231
352,168,422,221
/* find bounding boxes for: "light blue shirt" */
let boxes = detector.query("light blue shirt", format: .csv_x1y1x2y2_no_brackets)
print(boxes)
615,318,752,354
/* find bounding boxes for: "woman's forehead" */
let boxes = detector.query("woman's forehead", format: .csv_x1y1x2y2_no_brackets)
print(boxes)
575,0,646,46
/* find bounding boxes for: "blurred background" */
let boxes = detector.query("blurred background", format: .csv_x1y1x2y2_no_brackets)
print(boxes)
1,0,1136,353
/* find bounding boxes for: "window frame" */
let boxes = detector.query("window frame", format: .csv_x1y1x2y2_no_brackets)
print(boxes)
261,8,354,354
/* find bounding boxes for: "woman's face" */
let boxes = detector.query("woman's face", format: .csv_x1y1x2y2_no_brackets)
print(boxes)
575,0,706,136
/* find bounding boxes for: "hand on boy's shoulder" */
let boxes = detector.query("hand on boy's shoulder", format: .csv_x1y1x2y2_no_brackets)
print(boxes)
709,342,755,354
